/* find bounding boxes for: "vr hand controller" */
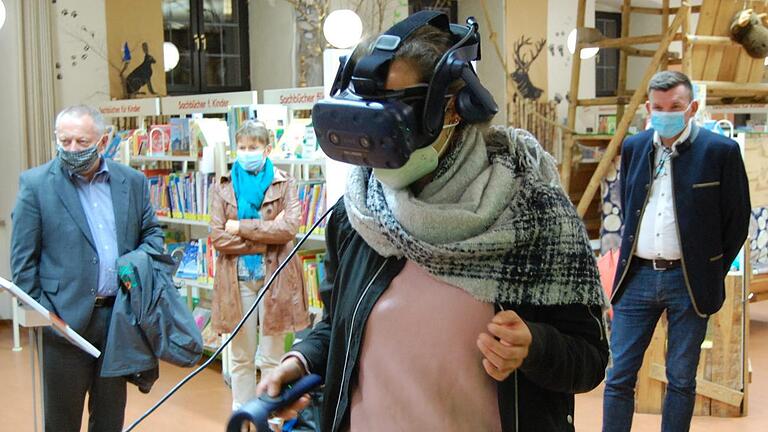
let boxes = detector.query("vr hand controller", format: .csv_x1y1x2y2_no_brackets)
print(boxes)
226,374,323,432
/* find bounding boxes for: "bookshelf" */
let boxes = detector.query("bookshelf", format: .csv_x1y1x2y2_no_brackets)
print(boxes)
105,91,331,367
157,216,210,227
131,155,198,163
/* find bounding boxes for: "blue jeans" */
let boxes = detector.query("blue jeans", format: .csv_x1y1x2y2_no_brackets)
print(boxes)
603,264,708,432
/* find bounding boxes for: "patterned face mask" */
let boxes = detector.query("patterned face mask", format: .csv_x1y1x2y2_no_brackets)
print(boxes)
57,144,100,174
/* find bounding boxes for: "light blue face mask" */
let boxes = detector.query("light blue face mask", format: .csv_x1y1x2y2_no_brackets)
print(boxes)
237,150,265,172
651,103,691,139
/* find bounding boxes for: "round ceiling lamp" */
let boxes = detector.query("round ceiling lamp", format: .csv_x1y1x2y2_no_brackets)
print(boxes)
567,28,600,60
0,1,7,31
163,42,180,72
323,9,363,49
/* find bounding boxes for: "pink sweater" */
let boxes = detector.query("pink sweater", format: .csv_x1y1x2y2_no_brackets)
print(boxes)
347,260,502,431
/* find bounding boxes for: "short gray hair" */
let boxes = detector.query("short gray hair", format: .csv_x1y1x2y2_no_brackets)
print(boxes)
648,71,693,101
235,120,271,145
55,105,107,135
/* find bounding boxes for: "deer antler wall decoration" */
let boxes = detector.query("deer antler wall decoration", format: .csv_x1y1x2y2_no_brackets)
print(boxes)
511,35,547,100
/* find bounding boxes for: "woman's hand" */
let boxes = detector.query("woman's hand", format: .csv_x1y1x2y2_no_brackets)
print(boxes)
476,310,532,381
225,220,240,235
255,356,312,421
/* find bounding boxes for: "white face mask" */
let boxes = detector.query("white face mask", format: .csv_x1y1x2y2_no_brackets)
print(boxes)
373,121,459,190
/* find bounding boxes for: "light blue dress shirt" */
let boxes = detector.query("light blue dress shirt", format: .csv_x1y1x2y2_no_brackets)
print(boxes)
71,158,120,296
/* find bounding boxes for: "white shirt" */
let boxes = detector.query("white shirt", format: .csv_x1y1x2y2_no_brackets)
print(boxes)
635,120,694,260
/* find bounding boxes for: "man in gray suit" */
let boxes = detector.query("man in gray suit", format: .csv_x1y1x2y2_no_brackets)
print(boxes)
11,105,164,431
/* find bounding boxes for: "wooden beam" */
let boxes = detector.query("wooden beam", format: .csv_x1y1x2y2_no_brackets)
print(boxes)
649,364,744,407
617,0,631,121
661,0,670,70
582,33,683,49
621,47,658,57
682,2,693,76
578,96,633,107
743,240,752,416
685,35,738,47
577,5,688,217
631,5,701,14
695,81,768,97
562,0,587,195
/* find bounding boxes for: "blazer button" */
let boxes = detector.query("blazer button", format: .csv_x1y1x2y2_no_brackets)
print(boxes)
635,209,641,216
91,257,98,264
621,259,627,265
567,414,573,424
628,235,634,242
644,183,649,190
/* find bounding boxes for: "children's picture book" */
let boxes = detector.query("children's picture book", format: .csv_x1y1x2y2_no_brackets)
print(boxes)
170,118,191,156
175,240,200,279
148,125,171,156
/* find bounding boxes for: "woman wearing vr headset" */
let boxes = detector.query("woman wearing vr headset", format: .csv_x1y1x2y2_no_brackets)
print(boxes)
209,120,310,413
257,12,608,431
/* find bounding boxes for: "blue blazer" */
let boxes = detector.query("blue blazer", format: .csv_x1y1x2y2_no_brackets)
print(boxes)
613,125,751,316
11,158,164,333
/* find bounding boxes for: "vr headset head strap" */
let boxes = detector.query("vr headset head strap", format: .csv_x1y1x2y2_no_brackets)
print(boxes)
350,11,449,95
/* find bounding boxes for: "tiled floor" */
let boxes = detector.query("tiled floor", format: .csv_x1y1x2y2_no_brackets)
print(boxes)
2,301,767,431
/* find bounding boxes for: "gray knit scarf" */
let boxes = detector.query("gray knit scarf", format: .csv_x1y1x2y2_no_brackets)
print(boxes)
345,125,607,307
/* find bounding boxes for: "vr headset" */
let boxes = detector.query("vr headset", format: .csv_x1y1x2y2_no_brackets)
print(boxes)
312,11,498,169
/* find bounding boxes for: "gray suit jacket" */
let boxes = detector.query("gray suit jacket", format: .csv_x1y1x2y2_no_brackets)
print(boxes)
10,158,164,334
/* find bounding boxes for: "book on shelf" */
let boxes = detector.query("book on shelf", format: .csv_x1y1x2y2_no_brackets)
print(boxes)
297,250,326,311
148,124,171,156
191,118,229,159
174,238,217,284
169,118,191,156
201,322,220,351
147,171,215,221
228,104,289,155
298,183,327,235
175,240,199,280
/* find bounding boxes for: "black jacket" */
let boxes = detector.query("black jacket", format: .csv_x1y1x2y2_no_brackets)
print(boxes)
613,125,751,316
293,199,609,432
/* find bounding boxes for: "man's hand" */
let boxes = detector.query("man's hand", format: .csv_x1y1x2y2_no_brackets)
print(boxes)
476,310,533,381
255,357,312,422
225,220,240,235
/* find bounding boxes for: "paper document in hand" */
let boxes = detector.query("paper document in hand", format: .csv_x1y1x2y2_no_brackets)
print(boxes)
0,276,101,358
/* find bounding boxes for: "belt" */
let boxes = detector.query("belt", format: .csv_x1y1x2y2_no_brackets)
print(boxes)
94,296,116,308
635,257,681,271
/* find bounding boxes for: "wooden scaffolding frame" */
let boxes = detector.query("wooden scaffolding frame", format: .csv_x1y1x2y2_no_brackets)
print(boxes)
562,0,768,218
561,0,763,416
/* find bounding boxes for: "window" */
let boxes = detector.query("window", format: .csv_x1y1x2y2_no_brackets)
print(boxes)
163,0,250,94
595,12,621,97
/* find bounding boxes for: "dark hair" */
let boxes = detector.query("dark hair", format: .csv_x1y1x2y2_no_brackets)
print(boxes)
351,23,463,93
648,71,693,101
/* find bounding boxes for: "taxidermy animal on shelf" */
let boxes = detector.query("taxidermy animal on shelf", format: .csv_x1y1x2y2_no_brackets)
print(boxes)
126,42,157,97
730,8,768,59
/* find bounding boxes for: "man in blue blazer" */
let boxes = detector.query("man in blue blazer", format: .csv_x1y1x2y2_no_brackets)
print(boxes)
11,105,164,432
602,71,751,432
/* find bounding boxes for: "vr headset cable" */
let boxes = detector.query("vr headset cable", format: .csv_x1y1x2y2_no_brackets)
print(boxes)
123,206,334,432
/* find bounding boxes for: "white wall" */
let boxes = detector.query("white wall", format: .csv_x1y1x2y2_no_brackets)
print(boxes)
0,0,26,319
249,0,297,93
548,0,597,131
459,0,507,126
51,0,110,109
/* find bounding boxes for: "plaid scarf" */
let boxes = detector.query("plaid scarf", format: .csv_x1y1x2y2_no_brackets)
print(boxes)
345,125,607,307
